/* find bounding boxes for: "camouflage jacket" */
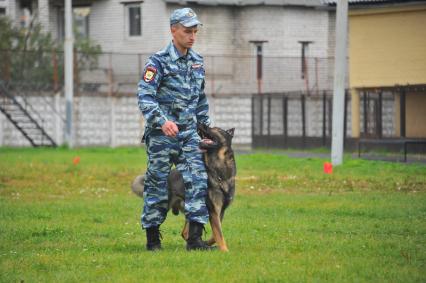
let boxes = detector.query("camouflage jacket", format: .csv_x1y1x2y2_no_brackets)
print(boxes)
137,42,210,132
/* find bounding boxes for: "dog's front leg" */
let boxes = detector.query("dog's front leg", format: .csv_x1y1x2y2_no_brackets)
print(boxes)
206,221,216,246
210,210,228,252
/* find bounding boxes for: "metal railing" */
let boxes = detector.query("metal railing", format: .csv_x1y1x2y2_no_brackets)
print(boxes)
1,49,337,97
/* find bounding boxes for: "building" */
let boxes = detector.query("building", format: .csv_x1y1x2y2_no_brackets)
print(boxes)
0,0,344,148
340,0,426,139
1,0,336,95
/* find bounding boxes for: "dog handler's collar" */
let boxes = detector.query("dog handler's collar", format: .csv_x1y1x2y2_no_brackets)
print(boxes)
168,42,196,62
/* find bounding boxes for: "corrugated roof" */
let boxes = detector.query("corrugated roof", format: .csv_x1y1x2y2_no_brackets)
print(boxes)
164,0,324,7
323,0,426,5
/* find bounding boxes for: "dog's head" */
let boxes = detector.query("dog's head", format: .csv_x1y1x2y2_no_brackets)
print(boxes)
198,123,235,151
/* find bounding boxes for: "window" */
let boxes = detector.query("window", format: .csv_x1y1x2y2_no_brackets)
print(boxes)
58,6,91,40
73,7,91,38
127,3,141,37
0,8,6,16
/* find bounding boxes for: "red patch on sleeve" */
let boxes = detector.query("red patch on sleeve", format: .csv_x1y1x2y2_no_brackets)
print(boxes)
143,66,157,83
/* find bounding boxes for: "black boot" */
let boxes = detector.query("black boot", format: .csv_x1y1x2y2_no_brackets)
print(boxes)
186,221,216,251
146,226,162,251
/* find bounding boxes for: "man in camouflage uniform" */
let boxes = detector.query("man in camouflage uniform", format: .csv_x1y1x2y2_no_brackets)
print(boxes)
137,7,213,251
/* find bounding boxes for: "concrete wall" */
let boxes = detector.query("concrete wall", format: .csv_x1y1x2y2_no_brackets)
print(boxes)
0,94,253,147
0,92,400,147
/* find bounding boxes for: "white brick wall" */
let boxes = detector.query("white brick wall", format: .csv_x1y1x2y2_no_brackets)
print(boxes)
209,96,252,145
89,0,170,54
0,94,252,147
0,93,398,147
6,0,334,58
73,1,332,57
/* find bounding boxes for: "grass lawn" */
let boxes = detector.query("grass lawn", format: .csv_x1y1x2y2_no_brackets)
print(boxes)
0,147,425,282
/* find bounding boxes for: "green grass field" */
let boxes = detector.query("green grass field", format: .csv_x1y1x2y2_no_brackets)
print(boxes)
1,147,425,282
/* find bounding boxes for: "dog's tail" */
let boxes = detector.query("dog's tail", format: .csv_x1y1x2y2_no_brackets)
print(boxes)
131,175,145,198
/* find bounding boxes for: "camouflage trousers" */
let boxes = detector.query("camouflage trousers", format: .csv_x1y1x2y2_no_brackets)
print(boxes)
141,126,209,228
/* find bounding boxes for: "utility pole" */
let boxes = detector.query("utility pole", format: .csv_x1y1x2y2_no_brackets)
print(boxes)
64,0,74,147
331,0,349,166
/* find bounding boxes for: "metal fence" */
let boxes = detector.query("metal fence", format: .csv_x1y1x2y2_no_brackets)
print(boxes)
252,90,398,150
0,49,335,96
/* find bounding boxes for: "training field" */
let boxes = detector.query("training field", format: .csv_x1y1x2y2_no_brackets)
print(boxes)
0,147,425,282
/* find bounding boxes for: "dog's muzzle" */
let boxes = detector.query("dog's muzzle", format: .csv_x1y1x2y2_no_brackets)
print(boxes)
199,139,218,150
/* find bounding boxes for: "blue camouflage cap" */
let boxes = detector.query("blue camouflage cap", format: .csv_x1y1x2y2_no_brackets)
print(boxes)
170,8,202,27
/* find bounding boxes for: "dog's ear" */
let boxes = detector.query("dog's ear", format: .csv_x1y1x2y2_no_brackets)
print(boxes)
226,128,235,138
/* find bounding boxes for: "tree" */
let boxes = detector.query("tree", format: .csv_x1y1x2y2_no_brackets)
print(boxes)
0,16,102,90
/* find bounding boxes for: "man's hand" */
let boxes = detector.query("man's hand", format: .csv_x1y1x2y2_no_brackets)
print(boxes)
161,120,179,137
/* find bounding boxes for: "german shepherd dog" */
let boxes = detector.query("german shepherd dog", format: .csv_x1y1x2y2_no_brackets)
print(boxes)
131,124,236,251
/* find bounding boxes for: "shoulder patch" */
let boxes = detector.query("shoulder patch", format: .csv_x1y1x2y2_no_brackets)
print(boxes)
143,66,157,83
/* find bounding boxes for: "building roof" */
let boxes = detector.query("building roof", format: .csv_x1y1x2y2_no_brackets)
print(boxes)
323,0,426,5
164,0,324,7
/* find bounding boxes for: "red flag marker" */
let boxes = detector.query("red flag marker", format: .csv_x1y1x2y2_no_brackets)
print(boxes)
323,162,333,174
73,156,81,165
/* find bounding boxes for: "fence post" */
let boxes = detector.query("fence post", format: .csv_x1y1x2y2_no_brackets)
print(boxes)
260,95,264,136
400,88,406,138
55,92,61,145
377,91,383,138
344,89,348,140
108,53,114,97
315,57,319,96
251,95,255,145
328,96,333,138
301,94,306,148
108,53,115,147
73,48,79,95
322,91,327,146
267,95,271,138
282,95,288,147
52,49,59,92
110,96,116,147
363,91,368,137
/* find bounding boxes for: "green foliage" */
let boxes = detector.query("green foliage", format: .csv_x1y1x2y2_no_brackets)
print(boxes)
0,148,425,282
0,16,101,87
73,32,102,72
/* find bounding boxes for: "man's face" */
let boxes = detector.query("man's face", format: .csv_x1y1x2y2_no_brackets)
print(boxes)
171,24,198,50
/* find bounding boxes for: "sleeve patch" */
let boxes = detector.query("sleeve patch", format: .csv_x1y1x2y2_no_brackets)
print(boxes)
143,66,157,83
